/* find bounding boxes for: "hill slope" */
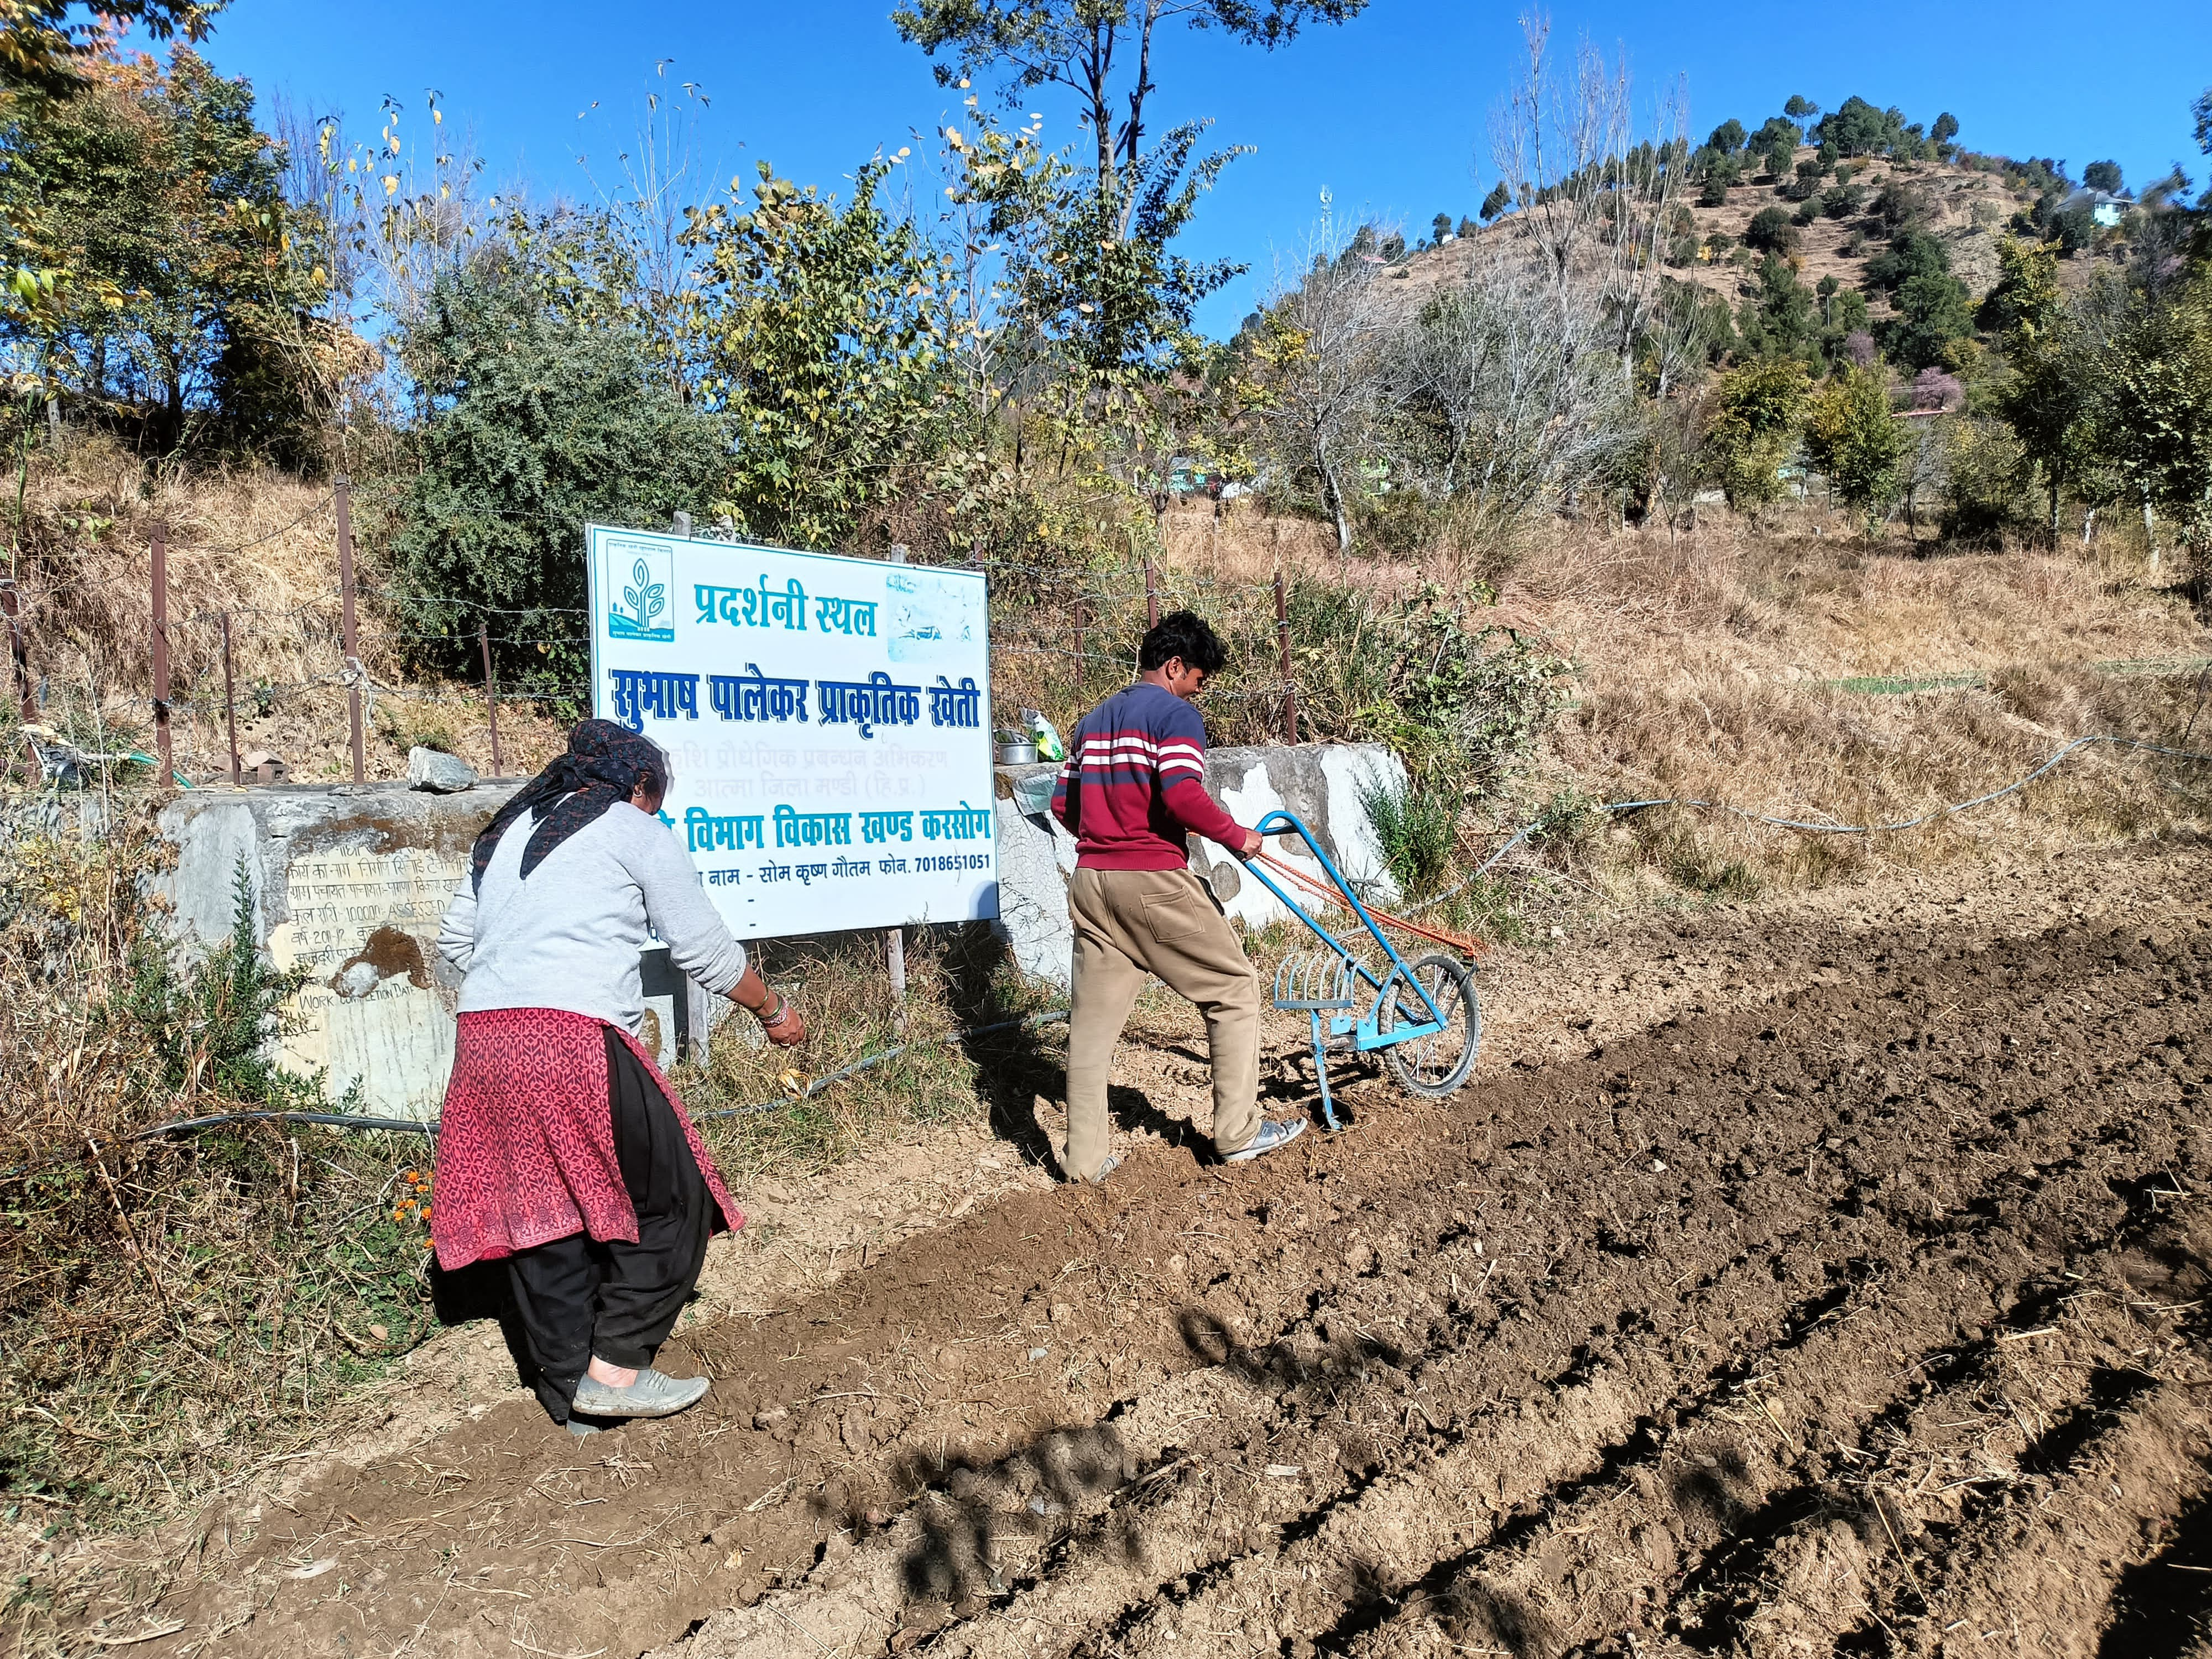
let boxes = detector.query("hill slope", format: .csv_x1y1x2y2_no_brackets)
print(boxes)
1387,148,2059,330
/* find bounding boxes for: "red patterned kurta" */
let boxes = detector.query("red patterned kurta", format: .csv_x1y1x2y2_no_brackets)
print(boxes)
431,1008,744,1271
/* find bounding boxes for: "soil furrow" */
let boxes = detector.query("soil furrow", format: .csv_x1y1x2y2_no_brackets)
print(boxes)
670,914,2211,1659
87,853,2212,1659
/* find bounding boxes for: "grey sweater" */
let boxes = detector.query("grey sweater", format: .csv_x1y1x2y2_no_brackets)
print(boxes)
439,802,749,1034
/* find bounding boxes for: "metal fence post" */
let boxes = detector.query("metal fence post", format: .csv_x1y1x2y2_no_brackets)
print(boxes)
2,580,35,780
150,530,172,786
335,476,364,783
1145,557,1159,629
220,612,241,785
884,542,910,1013
1276,570,1296,744
478,620,503,776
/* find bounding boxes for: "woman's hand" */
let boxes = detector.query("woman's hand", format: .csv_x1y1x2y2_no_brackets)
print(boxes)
758,993,807,1048
731,964,807,1047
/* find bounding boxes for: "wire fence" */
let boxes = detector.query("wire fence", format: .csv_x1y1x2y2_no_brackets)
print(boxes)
1,487,1314,790
8,490,2211,795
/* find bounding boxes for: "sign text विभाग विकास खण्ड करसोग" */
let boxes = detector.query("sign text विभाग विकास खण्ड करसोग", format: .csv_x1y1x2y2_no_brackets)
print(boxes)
586,525,999,938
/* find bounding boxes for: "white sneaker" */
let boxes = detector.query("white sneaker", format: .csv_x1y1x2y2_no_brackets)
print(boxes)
1223,1118,1307,1164
568,1366,710,1420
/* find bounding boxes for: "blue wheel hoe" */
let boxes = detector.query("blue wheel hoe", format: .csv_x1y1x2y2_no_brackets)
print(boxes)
1238,810,1482,1131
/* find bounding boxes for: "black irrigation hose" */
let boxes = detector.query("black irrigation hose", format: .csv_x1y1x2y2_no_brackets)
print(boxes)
0,1013,1072,1182
18,733,2212,1179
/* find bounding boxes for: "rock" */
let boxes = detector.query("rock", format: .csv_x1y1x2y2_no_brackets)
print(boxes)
752,1406,789,1431
333,961,385,999
1048,1302,1073,1324
407,747,478,793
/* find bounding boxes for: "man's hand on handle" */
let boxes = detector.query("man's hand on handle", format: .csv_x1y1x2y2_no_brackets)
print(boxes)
1238,827,1265,859
731,964,808,1048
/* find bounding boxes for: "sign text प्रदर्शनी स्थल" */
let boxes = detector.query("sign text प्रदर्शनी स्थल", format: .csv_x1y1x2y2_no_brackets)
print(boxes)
586,525,998,940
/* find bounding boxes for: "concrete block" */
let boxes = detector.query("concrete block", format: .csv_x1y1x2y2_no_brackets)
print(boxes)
153,780,761,1118
151,740,1407,1105
154,782,520,1119
989,741,1402,988
992,796,1076,988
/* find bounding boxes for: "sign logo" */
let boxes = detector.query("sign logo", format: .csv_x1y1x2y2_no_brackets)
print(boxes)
606,539,674,642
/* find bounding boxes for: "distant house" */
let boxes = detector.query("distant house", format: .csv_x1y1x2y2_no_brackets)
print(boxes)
2065,187,2135,228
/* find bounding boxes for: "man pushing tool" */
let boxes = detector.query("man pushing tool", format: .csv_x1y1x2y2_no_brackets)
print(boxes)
1050,610,1308,1182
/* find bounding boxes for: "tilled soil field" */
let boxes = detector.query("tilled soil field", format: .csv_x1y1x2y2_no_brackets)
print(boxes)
109,851,2212,1658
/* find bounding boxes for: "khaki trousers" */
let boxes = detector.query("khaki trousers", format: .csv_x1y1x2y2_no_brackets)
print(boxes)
1064,865,1261,1179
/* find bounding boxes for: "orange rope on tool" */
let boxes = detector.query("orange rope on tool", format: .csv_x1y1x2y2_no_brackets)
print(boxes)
1254,852,1487,959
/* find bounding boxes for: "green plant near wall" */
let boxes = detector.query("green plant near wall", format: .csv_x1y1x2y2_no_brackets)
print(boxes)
1355,766,1459,898
1286,579,1571,796
114,857,316,1105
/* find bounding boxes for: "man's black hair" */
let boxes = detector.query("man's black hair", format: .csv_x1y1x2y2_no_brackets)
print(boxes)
1139,609,1227,675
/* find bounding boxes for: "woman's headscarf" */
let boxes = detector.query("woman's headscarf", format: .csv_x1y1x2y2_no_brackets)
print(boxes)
470,718,667,893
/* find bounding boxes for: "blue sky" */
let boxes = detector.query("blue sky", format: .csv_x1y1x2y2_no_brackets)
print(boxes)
177,1,2209,335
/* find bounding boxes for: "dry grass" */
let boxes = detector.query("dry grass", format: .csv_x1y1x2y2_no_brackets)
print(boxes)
1509,509,2199,682
1160,502,2212,909
679,924,1058,1185
3,447,2209,1630
0,806,446,1655
9,434,342,698
3,435,580,785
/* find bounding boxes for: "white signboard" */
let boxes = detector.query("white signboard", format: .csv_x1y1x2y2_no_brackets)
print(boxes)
586,525,997,939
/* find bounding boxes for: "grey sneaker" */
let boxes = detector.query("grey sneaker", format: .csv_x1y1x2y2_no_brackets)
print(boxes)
569,1366,711,1420
1223,1117,1307,1164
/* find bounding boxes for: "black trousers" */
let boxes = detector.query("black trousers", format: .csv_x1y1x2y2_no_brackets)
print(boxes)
506,1028,712,1424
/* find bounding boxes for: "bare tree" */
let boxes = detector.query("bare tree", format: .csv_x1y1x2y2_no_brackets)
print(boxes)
1900,414,1947,537
1252,200,1388,556
1486,14,1696,394
1385,252,1638,530
574,66,723,398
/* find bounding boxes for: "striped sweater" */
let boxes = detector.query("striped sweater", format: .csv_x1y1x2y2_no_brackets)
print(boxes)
1050,682,1246,870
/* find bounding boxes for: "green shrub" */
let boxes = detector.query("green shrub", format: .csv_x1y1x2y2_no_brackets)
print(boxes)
1356,766,1460,898
375,700,460,755
1744,206,1799,254
1938,414,2034,542
1703,357,1810,509
1282,580,1569,797
117,858,316,1105
1804,363,1911,531
1822,183,1866,220
384,262,731,697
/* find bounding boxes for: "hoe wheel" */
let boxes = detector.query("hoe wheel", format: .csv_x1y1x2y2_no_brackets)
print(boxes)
1381,952,1481,1097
